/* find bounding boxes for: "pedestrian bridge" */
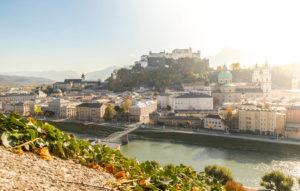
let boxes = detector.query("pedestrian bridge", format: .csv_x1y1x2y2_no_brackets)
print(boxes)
102,123,140,144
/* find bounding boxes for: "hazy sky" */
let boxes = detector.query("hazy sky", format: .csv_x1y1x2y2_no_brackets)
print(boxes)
1,0,300,72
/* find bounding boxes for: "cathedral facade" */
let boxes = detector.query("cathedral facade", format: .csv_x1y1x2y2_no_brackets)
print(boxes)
212,63,272,105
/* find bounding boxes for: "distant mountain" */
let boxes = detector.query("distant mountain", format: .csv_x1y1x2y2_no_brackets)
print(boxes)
0,71,81,82
207,48,267,68
0,66,120,82
85,66,120,81
0,75,53,86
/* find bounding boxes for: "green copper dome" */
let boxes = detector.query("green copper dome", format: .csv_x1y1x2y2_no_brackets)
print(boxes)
218,71,232,79
52,88,62,93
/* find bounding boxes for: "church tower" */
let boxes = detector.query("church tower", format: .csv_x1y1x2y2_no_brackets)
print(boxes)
252,63,261,83
292,74,298,89
260,61,272,94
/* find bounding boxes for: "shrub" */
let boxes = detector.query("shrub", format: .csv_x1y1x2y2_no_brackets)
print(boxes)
204,164,233,185
260,171,294,191
225,181,245,191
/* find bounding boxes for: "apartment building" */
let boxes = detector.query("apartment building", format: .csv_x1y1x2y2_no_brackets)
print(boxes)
173,93,213,111
204,114,226,131
129,100,157,123
286,105,300,124
48,98,69,116
239,108,286,136
285,105,300,139
0,93,36,103
4,102,32,116
76,103,106,120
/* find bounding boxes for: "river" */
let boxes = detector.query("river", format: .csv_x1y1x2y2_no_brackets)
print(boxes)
51,122,300,189
121,139,300,189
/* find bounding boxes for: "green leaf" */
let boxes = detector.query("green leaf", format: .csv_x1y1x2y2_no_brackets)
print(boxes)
1,132,17,147
94,154,102,163
33,106,41,114
56,140,65,157
10,117,25,127
24,144,30,151
27,129,36,140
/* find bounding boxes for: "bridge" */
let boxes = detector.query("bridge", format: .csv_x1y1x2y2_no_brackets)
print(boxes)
102,123,141,144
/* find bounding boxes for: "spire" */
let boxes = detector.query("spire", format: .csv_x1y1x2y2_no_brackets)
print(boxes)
264,60,269,69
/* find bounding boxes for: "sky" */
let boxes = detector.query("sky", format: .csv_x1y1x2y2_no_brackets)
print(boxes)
0,0,300,73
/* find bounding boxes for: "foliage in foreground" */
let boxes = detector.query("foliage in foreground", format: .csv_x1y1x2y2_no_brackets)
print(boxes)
204,164,234,185
0,112,225,191
224,181,245,191
260,170,294,191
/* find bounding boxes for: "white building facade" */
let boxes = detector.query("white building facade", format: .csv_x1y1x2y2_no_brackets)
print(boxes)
173,94,213,111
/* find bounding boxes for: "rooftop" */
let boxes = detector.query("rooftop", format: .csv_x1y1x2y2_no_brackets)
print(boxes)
205,114,221,119
176,93,211,98
77,103,104,108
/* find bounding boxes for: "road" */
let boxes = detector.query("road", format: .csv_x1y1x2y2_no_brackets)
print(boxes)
141,126,300,146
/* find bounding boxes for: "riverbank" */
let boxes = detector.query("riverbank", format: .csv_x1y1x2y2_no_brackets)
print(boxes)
0,146,115,191
46,120,300,155
133,128,300,155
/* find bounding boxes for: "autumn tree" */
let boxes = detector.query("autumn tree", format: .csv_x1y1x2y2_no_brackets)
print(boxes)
230,62,241,71
217,66,223,72
185,120,192,128
122,99,132,113
104,105,116,121
225,181,245,191
260,171,294,191
223,108,233,130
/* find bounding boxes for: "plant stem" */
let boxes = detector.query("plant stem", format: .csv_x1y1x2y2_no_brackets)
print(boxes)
7,137,41,150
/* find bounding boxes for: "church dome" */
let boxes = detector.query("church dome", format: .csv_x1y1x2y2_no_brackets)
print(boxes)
218,71,232,79
52,88,62,94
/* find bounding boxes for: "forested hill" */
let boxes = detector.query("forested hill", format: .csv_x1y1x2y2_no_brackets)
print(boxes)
106,58,210,92
105,58,299,92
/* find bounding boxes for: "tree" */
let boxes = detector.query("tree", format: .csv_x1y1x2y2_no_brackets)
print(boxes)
223,108,233,130
217,66,223,72
260,171,294,191
185,120,192,128
149,119,153,125
225,181,245,191
166,105,172,111
204,164,233,185
230,62,241,71
104,105,116,121
122,99,132,113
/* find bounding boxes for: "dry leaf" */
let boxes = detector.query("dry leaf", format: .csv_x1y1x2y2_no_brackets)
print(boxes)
139,178,150,186
40,147,52,161
114,171,125,180
13,149,24,155
92,162,101,169
35,148,42,154
105,164,114,173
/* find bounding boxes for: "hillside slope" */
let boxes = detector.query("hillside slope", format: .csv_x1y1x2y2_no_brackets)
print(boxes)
0,146,115,191
0,75,53,86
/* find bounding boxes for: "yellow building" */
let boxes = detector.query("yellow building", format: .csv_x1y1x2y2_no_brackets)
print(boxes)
76,103,106,120
239,108,286,136
129,100,157,123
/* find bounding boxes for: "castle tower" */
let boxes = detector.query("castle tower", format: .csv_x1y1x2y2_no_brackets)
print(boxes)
261,61,272,94
292,74,298,89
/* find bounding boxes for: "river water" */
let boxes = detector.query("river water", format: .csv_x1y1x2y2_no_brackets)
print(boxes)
121,139,300,189
54,121,300,189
